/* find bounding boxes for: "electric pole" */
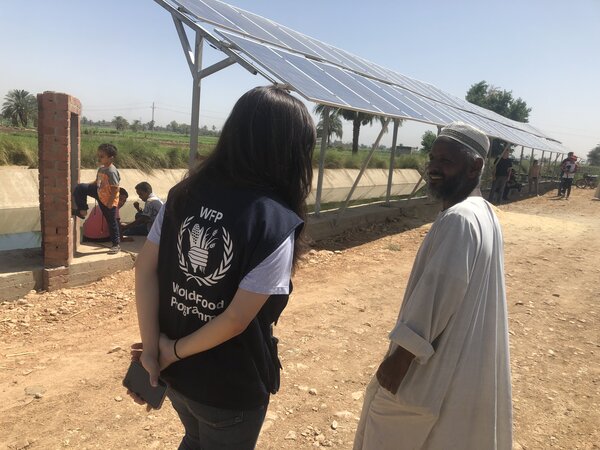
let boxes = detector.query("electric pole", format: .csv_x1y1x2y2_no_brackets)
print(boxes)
151,102,155,131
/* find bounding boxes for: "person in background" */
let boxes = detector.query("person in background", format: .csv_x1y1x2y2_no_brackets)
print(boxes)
488,145,513,204
354,122,512,450
528,159,541,196
128,86,316,449
73,143,121,254
122,182,163,236
502,167,522,201
83,188,128,242
558,152,578,199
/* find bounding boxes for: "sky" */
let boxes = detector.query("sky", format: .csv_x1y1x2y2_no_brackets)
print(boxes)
1,0,599,156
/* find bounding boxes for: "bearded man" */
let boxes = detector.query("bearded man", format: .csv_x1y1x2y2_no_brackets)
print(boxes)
353,122,512,450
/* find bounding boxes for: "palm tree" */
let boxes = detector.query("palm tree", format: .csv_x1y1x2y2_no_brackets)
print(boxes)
314,104,343,145
2,89,37,127
339,109,376,154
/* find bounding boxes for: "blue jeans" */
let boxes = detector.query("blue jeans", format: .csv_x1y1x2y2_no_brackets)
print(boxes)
123,223,149,236
168,388,267,450
73,183,120,246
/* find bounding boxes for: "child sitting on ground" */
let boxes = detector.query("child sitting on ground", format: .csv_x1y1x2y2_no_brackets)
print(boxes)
73,143,121,254
121,182,163,236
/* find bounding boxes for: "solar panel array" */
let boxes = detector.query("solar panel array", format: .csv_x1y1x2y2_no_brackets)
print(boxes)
167,0,567,153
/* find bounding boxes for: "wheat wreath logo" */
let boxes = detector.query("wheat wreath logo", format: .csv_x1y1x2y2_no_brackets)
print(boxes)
177,216,233,287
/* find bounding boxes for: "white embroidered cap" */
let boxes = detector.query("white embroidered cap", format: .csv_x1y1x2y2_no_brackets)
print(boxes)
437,122,490,158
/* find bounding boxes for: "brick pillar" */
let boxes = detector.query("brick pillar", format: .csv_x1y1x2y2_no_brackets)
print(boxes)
37,92,81,291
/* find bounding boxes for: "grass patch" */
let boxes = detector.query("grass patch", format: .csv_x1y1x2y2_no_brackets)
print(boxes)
0,131,37,167
0,128,219,171
313,148,427,171
1,128,431,172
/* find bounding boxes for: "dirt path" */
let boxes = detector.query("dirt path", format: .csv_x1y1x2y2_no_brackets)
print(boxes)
1,189,599,450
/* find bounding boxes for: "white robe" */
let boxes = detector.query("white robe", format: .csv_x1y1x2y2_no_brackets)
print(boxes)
354,196,512,450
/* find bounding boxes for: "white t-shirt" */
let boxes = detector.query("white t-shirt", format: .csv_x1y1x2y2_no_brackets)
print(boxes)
147,204,293,295
561,159,577,179
141,193,163,232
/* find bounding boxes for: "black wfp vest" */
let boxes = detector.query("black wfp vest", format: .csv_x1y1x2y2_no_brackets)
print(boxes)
157,183,302,409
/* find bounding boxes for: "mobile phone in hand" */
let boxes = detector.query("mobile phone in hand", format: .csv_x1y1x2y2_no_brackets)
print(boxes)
123,360,168,409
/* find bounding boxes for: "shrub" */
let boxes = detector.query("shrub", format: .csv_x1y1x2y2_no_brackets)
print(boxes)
395,154,427,171
369,155,388,169
0,137,36,167
343,154,362,169
167,147,188,168
324,151,344,169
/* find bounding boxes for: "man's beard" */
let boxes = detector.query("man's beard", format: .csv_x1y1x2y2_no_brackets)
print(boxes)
428,170,477,201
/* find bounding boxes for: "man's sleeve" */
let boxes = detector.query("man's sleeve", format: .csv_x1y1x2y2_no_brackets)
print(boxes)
389,213,478,364
141,200,156,218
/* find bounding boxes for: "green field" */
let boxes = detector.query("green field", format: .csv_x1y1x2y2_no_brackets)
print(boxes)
0,127,217,171
0,127,429,171
4,127,597,178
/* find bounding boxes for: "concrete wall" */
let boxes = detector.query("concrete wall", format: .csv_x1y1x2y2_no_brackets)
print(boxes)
306,168,423,204
0,167,423,210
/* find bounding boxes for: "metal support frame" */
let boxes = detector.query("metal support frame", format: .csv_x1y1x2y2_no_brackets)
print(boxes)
518,146,524,171
188,32,203,167
157,0,262,167
385,119,400,205
155,0,571,220
552,152,561,175
314,106,330,216
335,120,392,224
406,174,424,200
198,56,237,80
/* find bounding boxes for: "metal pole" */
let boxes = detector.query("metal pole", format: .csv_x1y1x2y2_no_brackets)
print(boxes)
407,174,424,200
314,106,330,216
518,146,524,173
189,32,203,168
385,119,400,205
552,153,561,178
335,140,380,224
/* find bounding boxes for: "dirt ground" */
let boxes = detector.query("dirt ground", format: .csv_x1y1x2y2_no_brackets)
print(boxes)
1,188,599,450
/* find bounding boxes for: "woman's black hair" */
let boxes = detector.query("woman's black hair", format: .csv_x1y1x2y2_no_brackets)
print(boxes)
168,85,316,269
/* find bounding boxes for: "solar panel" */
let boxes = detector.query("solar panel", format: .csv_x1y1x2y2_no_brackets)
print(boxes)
217,30,567,152
269,50,382,114
223,35,344,107
164,0,567,152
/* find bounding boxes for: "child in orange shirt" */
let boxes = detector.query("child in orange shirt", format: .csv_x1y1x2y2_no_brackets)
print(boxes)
83,188,129,242
73,143,121,254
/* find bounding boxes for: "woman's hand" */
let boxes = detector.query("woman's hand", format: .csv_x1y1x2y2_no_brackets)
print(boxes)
126,342,161,411
158,333,180,370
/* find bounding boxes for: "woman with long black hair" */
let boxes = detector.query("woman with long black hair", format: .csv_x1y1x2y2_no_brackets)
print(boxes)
130,85,315,449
